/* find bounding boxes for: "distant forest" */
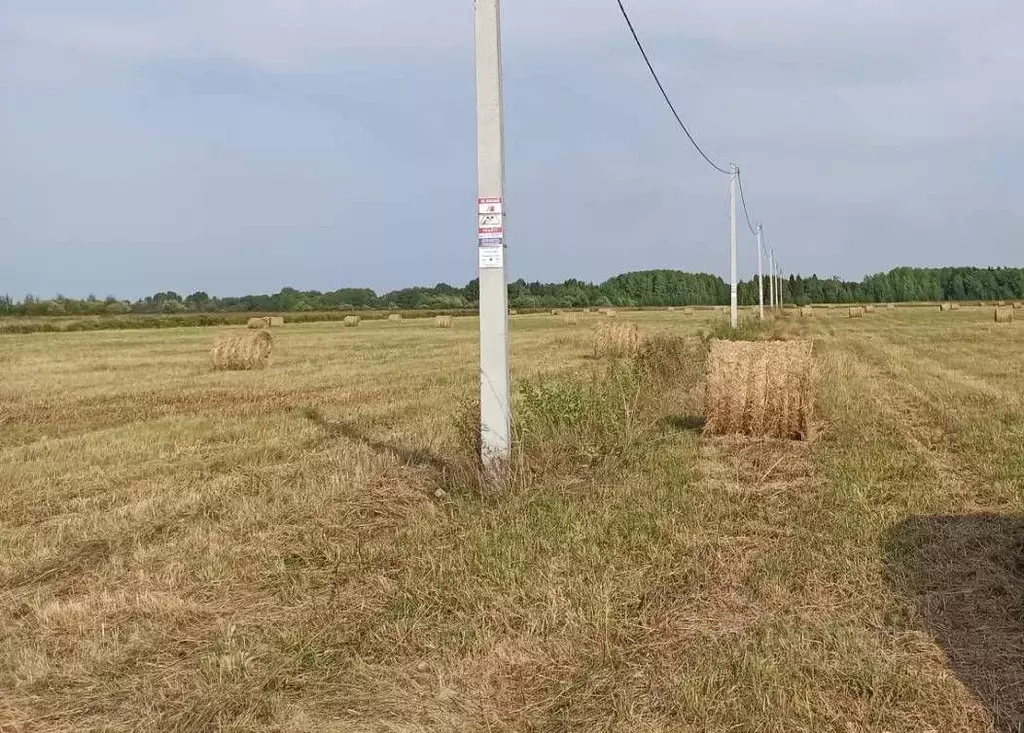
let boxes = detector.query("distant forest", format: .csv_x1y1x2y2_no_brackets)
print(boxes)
3,267,1023,316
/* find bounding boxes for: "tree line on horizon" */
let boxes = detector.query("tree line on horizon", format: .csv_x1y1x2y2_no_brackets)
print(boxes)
2,266,1023,317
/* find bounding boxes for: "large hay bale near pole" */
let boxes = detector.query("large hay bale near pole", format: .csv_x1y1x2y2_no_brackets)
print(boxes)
210,330,273,371
848,307,864,319
247,317,270,329
343,316,361,327
436,315,455,329
593,322,643,359
995,307,1014,323
705,340,815,440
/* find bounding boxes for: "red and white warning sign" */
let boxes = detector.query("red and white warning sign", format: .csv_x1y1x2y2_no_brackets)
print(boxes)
478,196,504,238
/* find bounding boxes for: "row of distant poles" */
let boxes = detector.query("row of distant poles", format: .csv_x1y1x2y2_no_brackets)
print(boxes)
473,0,784,475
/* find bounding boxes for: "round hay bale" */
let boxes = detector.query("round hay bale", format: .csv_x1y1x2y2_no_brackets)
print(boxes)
604,309,618,318
887,303,896,310
800,306,813,318
683,307,695,316
995,307,1014,323
562,313,580,326
704,339,815,440
268,316,285,327
1013,302,1022,310
247,317,270,329
509,309,519,316
848,307,864,318
950,302,961,311
388,314,403,322
550,309,562,316
940,303,953,312
343,316,361,327
211,330,272,371
864,305,876,314
436,315,455,329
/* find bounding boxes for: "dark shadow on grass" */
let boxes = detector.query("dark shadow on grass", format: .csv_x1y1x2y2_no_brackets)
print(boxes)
663,414,706,432
300,407,449,472
885,515,1024,732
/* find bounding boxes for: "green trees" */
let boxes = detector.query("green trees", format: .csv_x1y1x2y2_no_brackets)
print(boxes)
5,267,1023,316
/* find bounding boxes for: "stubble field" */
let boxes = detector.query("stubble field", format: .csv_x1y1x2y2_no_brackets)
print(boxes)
1,308,1021,732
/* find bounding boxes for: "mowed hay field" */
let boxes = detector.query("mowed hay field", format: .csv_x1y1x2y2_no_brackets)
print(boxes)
1,309,1023,731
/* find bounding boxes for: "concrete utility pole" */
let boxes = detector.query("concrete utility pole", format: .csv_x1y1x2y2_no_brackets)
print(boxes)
756,224,764,320
475,0,511,474
769,249,777,309
730,165,739,329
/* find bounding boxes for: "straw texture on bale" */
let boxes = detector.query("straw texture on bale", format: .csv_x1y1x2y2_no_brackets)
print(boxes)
210,330,273,371
343,316,361,327
593,322,643,359
247,317,270,329
848,307,864,318
705,339,814,440
436,315,455,329
800,306,813,317
995,307,1014,323
388,314,403,322
562,313,580,325
268,316,285,327
864,305,876,314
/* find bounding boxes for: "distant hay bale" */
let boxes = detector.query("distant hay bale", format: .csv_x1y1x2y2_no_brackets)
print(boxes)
210,330,272,371
800,306,813,318
995,307,1013,323
562,313,580,326
436,315,455,329
716,306,727,313
997,301,1007,307
388,314,403,322
667,306,676,312
887,303,896,310
705,339,815,440
268,316,285,327
550,309,561,316
864,305,876,314
343,316,361,327
1014,302,1022,310
950,302,961,311
593,322,643,359
683,307,695,316
603,309,618,318
509,309,519,316
940,303,952,312
247,317,270,329
848,307,864,318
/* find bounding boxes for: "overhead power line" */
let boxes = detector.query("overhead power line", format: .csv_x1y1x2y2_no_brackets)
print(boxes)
736,172,758,238
614,0,730,176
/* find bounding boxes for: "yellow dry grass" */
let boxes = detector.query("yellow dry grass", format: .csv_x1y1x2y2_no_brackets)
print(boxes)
209,330,273,371
592,321,643,358
3,309,1024,731
704,339,815,440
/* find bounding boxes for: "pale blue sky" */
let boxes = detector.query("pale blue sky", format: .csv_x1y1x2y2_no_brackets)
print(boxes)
1,0,1021,299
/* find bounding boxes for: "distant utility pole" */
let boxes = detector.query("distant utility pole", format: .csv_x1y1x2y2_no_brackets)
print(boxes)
475,0,511,475
757,224,764,320
769,249,777,309
730,165,739,328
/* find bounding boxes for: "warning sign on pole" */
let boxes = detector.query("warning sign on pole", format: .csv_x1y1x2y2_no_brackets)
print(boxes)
478,197,504,239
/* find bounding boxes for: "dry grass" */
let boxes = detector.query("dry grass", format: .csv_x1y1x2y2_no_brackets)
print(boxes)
247,317,270,329
593,321,644,359
994,307,1014,323
343,315,361,327
209,329,273,371
3,309,1024,731
704,339,815,440
435,315,454,329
